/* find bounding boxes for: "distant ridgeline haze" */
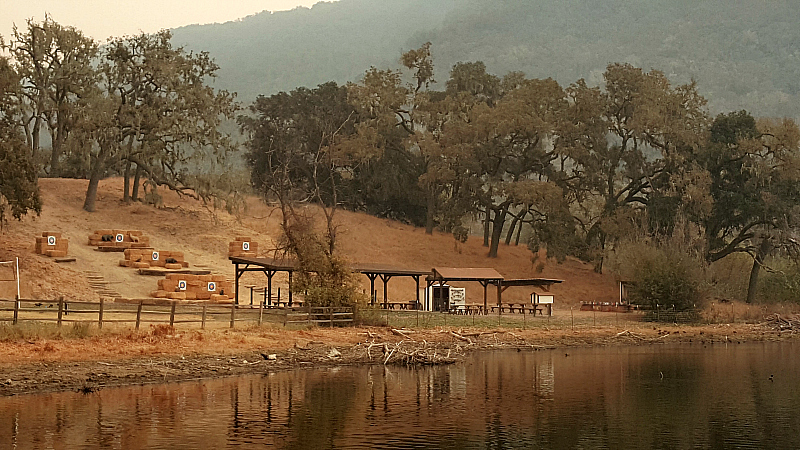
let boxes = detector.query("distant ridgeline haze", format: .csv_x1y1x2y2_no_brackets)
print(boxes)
171,0,800,119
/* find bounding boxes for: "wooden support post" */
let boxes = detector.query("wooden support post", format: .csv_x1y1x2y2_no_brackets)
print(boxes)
201,305,207,330
170,301,176,327
496,282,502,316
57,297,64,326
330,307,334,327
249,287,254,306
381,275,389,309
268,272,273,306
414,275,420,310
258,298,264,325
482,282,488,315
234,262,240,305
230,304,236,328
136,301,143,330
288,271,293,307
13,299,19,325
99,298,104,329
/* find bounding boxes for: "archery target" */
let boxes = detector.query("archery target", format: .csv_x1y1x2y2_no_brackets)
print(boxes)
47,236,56,246
178,280,187,291
115,234,124,242
242,241,250,251
152,251,159,261
207,282,216,292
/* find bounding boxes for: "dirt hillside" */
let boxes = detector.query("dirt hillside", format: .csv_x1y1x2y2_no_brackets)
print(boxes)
0,178,618,305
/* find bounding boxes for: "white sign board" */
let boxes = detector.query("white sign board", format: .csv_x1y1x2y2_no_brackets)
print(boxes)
207,282,216,292
535,294,554,304
450,287,466,306
47,236,56,246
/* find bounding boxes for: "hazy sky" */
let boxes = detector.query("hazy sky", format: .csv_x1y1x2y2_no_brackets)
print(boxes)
0,1,322,42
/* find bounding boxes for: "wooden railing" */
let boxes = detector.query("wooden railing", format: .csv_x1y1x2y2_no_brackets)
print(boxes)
0,299,353,329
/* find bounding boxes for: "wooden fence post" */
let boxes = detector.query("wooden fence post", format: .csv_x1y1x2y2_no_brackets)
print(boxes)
13,299,19,325
170,301,176,327
229,304,236,328
136,301,143,330
57,297,64,326
201,305,207,330
258,300,263,326
98,298,104,329
330,307,334,327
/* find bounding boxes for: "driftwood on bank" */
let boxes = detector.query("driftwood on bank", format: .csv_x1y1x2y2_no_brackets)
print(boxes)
354,340,463,366
763,314,800,331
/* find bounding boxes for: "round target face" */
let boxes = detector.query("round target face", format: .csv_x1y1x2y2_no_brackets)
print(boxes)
151,252,159,261
115,234,124,242
207,282,216,292
178,280,187,291
47,236,56,246
242,241,250,251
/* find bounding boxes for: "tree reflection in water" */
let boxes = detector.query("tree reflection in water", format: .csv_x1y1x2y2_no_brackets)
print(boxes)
0,342,798,449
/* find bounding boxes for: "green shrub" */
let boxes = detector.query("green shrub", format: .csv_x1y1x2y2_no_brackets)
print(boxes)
611,236,706,315
757,260,800,304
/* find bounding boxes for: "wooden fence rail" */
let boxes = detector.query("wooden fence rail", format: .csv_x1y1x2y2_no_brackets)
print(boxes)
0,299,353,329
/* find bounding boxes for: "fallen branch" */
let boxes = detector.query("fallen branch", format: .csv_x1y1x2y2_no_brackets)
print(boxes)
449,331,473,345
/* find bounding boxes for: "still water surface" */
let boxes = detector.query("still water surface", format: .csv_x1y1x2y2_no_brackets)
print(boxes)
1,342,798,449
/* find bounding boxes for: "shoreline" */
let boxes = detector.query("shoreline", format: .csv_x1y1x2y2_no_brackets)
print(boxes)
1,322,796,397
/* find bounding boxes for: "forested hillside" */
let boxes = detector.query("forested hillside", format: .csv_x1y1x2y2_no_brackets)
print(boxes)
172,0,800,118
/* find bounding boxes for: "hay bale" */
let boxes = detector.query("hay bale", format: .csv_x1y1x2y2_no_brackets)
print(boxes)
165,273,183,281
133,262,150,269
165,263,182,270
184,292,197,300
45,250,68,258
153,290,169,298
168,292,187,300
196,291,212,300
119,260,131,267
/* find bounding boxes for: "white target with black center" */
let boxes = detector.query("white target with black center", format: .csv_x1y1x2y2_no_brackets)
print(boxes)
115,234,124,242
47,236,56,246
152,252,159,261
178,280,187,291
242,241,250,251
207,282,216,292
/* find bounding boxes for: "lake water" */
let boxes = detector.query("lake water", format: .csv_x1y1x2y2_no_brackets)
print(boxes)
1,342,798,449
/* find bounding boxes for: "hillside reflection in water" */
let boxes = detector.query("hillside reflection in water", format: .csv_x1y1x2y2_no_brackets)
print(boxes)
1,342,798,449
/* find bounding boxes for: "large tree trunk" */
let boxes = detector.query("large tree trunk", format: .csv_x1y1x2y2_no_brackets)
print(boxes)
132,165,142,201
425,187,435,234
483,208,490,247
49,123,65,178
514,214,525,246
31,115,42,164
123,160,131,202
746,239,771,304
83,148,108,212
505,210,523,245
488,204,509,258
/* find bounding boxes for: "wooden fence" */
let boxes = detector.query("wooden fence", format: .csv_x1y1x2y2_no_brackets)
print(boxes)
0,298,353,329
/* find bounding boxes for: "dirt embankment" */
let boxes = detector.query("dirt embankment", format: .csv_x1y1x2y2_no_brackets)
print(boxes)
0,322,795,397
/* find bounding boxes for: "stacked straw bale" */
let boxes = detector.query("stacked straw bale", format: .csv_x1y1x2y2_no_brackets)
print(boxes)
35,232,69,257
119,249,188,269
151,273,233,303
88,229,150,248
228,237,258,258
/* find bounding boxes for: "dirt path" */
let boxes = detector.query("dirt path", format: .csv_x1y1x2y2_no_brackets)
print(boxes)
1,322,795,397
